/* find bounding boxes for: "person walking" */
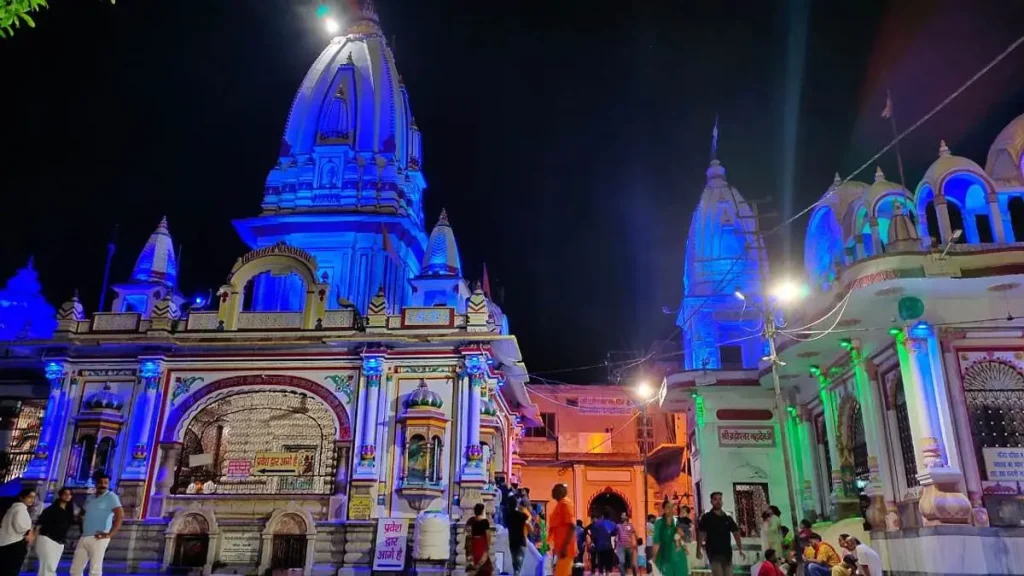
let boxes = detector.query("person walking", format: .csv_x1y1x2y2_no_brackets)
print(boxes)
506,497,530,576
651,499,688,576
0,488,37,576
71,473,123,576
615,512,638,576
548,484,578,576
696,492,744,576
466,503,493,576
34,487,75,576
588,509,616,576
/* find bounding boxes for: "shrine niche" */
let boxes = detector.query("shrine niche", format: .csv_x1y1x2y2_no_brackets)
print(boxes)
172,389,343,496
66,383,126,486
396,381,449,511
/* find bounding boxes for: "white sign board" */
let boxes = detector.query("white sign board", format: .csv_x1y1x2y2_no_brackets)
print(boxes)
983,447,1024,481
373,518,409,571
718,426,776,448
219,536,260,564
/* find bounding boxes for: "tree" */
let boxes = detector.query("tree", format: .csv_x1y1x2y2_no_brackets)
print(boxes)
1,0,114,38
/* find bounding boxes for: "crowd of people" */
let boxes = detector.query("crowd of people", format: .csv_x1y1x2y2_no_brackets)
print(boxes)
483,479,884,576
0,473,124,576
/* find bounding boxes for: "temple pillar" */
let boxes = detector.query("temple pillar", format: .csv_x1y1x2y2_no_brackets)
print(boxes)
147,441,181,518
869,218,883,255
462,354,486,482
814,372,848,518
934,196,954,244
122,360,164,481
851,345,895,529
941,336,989,526
797,408,822,520
329,442,351,520
897,322,972,525
355,354,384,478
988,192,1006,243
23,362,67,483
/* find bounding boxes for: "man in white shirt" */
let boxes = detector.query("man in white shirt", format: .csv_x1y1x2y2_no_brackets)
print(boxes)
844,536,882,576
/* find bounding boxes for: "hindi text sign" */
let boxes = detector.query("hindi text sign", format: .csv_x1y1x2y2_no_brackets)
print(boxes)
718,426,776,448
578,396,632,415
984,447,1024,481
373,518,409,571
219,536,261,564
226,459,251,478
252,452,301,476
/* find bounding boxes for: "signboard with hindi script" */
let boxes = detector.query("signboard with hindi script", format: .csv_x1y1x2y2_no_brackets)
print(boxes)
373,518,409,571
578,396,632,415
983,447,1024,481
252,452,301,476
718,426,776,448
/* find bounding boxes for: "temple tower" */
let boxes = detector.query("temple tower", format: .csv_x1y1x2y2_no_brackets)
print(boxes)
679,128,768,370
233,2,426,314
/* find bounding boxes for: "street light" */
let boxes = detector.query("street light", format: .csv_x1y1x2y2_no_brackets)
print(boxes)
324,17,340,34
635,381,654,520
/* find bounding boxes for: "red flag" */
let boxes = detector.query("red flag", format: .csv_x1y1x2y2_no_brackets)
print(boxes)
881,90,894,119
482,262,492,298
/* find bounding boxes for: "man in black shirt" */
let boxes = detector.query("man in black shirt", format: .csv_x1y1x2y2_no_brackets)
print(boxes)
697,492,745,576
505,497,529,576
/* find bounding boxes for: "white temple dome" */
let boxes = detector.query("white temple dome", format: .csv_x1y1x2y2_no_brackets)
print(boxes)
986,114,1024,186
920,140,991,193
867,166,910,211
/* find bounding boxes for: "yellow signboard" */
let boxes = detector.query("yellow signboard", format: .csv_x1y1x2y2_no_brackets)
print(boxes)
252,452,302,476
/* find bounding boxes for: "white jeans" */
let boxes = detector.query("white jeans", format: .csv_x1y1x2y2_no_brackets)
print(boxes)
70,536,110,576
35,535,64,576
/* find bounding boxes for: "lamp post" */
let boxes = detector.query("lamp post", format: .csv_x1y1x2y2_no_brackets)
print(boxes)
635,381,654,520
737,279,805,533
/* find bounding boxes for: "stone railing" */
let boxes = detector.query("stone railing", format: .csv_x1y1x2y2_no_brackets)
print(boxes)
236,312,303,330
186,311,220,331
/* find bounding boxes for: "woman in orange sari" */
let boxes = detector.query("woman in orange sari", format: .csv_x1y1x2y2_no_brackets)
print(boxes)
548,484,578,576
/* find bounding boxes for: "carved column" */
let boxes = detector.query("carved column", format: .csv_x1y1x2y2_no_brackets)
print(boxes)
148,442,181,518
941,335,989,526
814,372,845,517
797,408,822,520
851,345,895,529
123,360,163,481
988,191,1006,243
462,355,486,481
897,323,972,525
356,355,384,476
934,195,954,244
23,362,67,482
869,217,883,255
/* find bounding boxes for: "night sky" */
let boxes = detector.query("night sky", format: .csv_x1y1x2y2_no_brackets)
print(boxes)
3,1,1024,380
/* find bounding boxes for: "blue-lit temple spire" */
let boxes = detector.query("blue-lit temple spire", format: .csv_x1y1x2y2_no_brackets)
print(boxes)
0,256,57,341
233,4,426,313
422,209,462,277
679,126,768,371
131,217,178,288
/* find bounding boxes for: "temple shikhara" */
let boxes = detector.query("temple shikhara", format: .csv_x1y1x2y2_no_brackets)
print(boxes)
4,3,1024,576
0,5,538,575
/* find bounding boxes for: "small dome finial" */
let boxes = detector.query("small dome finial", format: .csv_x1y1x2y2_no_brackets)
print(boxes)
437,208,450,226
833,172,842,185
874,166,885,182
939,140,951,157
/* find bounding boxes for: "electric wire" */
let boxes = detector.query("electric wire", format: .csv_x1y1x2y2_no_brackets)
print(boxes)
762,33,1024,240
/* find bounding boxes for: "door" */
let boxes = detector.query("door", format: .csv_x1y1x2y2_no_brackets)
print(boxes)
733,482,770,538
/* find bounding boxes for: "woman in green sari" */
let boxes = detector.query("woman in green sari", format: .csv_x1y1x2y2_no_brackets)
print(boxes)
651,500,689,576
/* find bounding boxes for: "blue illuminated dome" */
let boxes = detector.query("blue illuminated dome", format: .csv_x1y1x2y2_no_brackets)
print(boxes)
0,257,57,341
233,1,429,313
131,217,178,287
679,152,768,371
421,209,462,276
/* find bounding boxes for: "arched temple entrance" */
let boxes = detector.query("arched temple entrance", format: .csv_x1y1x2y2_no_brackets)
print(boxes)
588,487,632,521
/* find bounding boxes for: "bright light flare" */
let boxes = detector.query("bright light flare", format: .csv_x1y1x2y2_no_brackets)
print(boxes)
734,290,745,301
636,381,653,400
324,17,340,34
770,279,807,304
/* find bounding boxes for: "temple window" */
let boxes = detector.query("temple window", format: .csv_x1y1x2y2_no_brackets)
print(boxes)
430,436,443,483
76,435,97,483
963,361,1024,477
893,380,919,488
719,344,743,370
637,413,655,454
244,271,306,312
947,203,968,244
121,294,148,313
851,404,869,481
924,202,942,246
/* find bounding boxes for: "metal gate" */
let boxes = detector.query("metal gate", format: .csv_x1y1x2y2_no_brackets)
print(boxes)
271,535,307,569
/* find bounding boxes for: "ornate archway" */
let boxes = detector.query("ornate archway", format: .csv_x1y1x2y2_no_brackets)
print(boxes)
587,486,633,521
163,374,352,443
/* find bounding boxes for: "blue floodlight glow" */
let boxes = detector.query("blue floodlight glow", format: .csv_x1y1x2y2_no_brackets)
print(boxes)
44,362,63,380
140,361,161,379
910,321,932,339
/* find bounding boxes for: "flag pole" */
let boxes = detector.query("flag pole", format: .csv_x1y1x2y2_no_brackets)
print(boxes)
98,224,118,313
884,88,908,193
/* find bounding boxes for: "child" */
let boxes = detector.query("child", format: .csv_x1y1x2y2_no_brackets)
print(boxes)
635,537,647,574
